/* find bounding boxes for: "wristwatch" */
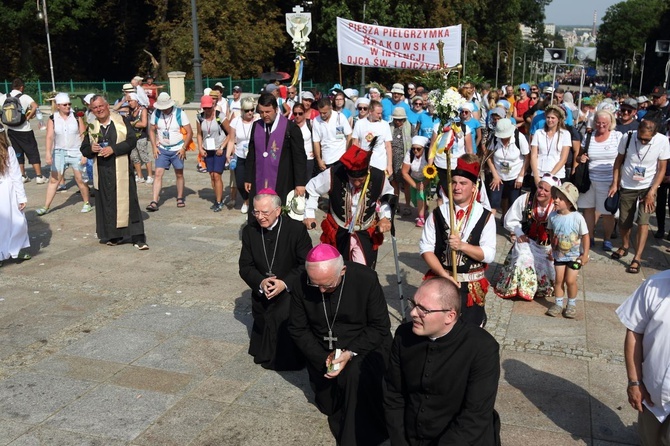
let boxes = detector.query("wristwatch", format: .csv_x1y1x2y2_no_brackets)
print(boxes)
628,380,641,387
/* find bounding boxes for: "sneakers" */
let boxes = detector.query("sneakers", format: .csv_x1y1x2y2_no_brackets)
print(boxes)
415,217,425,227
135,175,145,183
654,229,665,239
603,240,613,252
57,184,67,192
221,195,231,206
146,176,154,184
240,203,249,214
563,305,577,319
35,175,48,184
81,202,93,213
22,175,31,183
35,207,49,216
133,242,149,250
545,304,563,317
213,202,224,212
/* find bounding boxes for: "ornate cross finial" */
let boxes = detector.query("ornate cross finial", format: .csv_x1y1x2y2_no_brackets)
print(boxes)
292,5,304,13
437,40,445,69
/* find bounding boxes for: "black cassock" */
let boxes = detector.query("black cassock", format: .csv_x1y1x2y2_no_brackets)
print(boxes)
239,216,312,370
383,320,501,446
289,261,392,446
80,118,145,243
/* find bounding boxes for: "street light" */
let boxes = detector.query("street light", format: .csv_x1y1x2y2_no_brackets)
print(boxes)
496,43,509,89
190,0,203,101
624,58,634,93
36,0,56,92
463,39,478,78
656,40,670,89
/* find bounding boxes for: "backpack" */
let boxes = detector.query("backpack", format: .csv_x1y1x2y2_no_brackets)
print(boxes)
641,105,670,135
1,93,26,127
154,107,196,151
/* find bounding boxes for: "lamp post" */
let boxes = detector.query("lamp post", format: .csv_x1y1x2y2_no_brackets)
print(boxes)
190,0,203,101
624,58,634,93
463,40,478,78
496,45,509,89
36,0,56,92
656,40,670,89
522,53,527,83
639,42,647,95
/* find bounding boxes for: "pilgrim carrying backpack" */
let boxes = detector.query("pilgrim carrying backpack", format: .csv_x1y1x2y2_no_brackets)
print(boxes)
1,94,26,127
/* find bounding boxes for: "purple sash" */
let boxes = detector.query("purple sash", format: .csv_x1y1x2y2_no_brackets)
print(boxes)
254,115,288,191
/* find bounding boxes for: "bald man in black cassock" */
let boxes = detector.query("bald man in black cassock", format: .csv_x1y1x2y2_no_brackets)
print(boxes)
289,244,391,446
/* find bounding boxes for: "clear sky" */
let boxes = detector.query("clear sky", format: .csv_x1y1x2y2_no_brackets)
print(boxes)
544,0,621,25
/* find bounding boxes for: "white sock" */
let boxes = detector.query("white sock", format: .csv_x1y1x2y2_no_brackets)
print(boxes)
568,298,577,307
555,297,564,307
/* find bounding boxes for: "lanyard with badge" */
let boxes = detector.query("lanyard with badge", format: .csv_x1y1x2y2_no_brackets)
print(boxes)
161,113,174,142
335,112,345,140
632,138,651,181
204,118,217,150
499,139,512,174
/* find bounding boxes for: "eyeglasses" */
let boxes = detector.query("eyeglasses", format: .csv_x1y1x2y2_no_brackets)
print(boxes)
243,109,254,113
251,207,279,217
293,112,304,116
530,96,538,100
408,298,453,317
357,107,368,111
307,273,342,290
413,102,424,107
60,103,72,106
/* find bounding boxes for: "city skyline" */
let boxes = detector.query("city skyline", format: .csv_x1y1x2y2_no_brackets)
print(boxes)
544,0,621,25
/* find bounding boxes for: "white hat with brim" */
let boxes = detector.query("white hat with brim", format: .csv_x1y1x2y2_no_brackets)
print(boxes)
391,107,407,119
391,83,405,94
55,93,70,105
286,190,306,221
494,118,515,139
154,92,176,110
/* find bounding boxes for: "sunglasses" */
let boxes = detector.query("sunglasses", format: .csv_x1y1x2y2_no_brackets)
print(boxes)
542,173,561,183
357,107,368,111
243,109,254,112
60,103,72,106
413,102,424,106
412,146,424,151
293,112,304,116
530,96,538,100
620,108,635,114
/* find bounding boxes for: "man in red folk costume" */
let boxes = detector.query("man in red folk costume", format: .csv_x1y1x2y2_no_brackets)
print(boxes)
304,140,395,270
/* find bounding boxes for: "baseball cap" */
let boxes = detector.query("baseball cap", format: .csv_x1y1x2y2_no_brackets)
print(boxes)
201,95,214,108
265,84,278,93
233,85,242,92
301,91,315,100
543,86,555,94
651,86,668,97
621,98,638,109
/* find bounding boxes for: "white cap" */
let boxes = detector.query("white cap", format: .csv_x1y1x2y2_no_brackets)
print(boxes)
55,93,70,105
83,93,95,105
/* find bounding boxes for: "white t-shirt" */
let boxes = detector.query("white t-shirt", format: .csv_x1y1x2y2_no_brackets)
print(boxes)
585,131,622,183
619,132,670,190
616,269,670,423
491,133,530,181
312,111,352,165
52,112,82,154
299,123,313,160
402,149,428,181
431,125,471,170
352,118,393,171
229,99,242,119
151,108,190,151
216,98,229,117
230,116,256,159
531,129,572,179
8,90,35,132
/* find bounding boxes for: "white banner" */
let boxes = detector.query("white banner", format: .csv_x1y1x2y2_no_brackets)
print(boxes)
336,18,461,71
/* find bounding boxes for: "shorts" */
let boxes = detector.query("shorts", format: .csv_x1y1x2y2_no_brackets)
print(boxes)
410,185,427,206
619,187,651,229
577,180,613,215
155,147,185,170
51,149,84,174
130,138,152,165
554,260,582,270
7,129,41,165
205,150,226,174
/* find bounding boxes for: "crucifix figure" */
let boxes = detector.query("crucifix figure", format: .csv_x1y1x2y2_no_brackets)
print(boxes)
324,330,338,350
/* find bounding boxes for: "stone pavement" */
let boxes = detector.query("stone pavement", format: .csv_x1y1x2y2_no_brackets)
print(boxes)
1,121,669,445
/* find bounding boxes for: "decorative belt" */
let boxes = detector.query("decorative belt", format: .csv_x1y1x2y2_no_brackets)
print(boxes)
442,268,486,283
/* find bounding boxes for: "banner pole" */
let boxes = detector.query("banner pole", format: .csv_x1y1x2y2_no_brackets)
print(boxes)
339,64,343,86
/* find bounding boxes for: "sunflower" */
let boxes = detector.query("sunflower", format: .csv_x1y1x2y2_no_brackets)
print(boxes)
423,164,438,179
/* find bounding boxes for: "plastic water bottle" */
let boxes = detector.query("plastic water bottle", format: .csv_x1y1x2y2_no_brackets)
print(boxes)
36,110,46,131
229,157,237,171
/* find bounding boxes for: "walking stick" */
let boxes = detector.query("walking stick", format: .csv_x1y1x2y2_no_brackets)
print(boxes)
444,137,458,281
389,206,406,321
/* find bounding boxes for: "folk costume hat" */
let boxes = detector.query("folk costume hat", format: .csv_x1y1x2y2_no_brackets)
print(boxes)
340,143,372,178
452,157,480,184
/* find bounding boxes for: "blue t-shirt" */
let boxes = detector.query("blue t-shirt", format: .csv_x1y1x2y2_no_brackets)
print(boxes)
530,107,574,135
547,211,588,262
463,118,481,152
418,113,440,139
340,108,352,119
382,98,412,122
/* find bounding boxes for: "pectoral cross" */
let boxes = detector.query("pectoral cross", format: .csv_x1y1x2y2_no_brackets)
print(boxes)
323,330,338,350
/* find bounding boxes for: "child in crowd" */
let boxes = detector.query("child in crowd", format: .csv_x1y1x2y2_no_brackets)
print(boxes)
401,135,430,226
546,181,589,319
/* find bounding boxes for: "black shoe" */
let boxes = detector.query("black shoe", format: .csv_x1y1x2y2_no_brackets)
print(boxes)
611,229,619,239
106,238,122,246
654,229,665,239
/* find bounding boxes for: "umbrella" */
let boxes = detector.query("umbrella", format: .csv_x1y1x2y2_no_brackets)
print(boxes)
260,71,291,82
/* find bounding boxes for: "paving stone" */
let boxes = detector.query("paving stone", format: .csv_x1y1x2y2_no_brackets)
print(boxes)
500,424,590,445
133,397,226,446
110,304,207,334
109,365,195,394
190,406,326,446
0,419,32,445
0,372,94,424
133,336,243,375
214,350,268,384
501,352,589,394
45,384,176,441
62,326,165,363
188,376,251,404
505,311,587,346
8,426,126,446
178,311,253,345
31,355,126,382
584,302,626,353
234,369,319,416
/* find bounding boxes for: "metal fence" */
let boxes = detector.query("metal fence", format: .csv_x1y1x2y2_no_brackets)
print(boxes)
1,78,332,105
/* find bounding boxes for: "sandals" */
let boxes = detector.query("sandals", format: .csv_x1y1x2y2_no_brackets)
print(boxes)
610,247,629,260
146,201,159,212
627,259,641,274
176,198,186,208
